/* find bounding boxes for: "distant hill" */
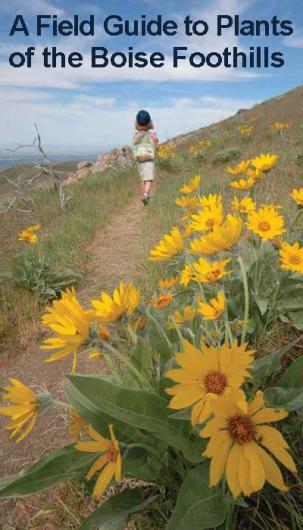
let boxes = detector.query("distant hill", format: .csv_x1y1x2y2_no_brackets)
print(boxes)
0,160,79,198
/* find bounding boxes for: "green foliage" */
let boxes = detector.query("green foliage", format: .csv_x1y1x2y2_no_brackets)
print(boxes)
80,488,157,530
212,147,241,165
295,152,303,166
66,374,204,464
166,463,228,530
12,252,81,300
0,446,95,498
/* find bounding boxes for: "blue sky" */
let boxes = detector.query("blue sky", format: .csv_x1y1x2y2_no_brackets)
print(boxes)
0,0,302,151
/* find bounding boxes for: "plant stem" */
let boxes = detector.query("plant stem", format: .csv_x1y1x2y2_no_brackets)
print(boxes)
146,310,173,351
238,256,249,344
101,340,155,393
169,316,184,343
53,399,69,409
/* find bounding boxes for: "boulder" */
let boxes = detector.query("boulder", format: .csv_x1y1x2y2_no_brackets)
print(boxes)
77,160,93,170
66,146,134,185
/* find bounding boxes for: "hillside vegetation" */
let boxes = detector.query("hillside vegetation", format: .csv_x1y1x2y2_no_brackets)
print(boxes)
0,85,303,529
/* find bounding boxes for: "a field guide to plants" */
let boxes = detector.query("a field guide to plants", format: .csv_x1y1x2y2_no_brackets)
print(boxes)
0,1,303,529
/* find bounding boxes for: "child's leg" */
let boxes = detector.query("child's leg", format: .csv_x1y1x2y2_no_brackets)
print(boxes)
143,180,152,195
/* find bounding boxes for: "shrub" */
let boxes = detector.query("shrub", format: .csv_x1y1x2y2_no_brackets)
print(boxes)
212,147,241,165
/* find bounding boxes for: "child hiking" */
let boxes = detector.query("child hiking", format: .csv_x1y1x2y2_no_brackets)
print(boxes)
132,110,159,205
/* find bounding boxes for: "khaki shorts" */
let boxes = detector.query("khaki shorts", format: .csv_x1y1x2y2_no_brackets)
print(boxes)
137,160,156,181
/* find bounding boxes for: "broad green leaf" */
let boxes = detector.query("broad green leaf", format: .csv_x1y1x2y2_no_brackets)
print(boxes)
264,387,303,411
277,356,303,388
254,295,269,315
123,446,163,482
288,311,303,330
68,375,204,463
0,445,95,498
278,290,303,311
166,462,228,530
80,487,157,530
252,337,302,384
65,377,152,446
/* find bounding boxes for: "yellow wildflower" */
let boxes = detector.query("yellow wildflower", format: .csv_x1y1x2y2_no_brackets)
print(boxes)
246,168,263,181
190,204,223,233
151,293,173,309
69,409,87,439
226,160,251,176
251,153,278,173
190,215,242,255
200,390,296,497
198,290,225,320
99,325,111,341
192,258,231,284
41,288,92,372
247,206,285,241
180,175,201,194
92,283,140,323
159,277,179,290
291,188,303,207
167,306,196,328
230,177,255,191
157,142,176,160
272,122,289,133
238,125,253,138
76,425,121,498
17,224,41,245
232,197,256,214
166,340,254,426
149,227,184,261
180,264,193,286
279,242,303,274
0,378,50,443
199,194,223,209
175,196,199,210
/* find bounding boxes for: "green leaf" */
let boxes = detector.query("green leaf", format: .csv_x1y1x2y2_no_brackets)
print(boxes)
254,295,269,315
277,287,303,311
166,462,228,530
65,377,158,449
288,311,303,330
80,487,157,530
123,446,163,482
264,387,303,411
67,375,204,463
277,356,303,388
252,337,301,384
0,445,95,498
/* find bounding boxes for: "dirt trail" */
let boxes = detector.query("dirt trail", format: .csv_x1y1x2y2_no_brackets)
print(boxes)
0,196,146,477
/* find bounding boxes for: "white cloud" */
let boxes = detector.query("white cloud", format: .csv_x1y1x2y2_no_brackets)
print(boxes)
0,0,264,89
284,36,303,48
0,88,257,149
0,0,65,15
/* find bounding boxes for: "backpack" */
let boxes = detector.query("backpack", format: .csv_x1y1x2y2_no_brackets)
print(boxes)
132,132,156,163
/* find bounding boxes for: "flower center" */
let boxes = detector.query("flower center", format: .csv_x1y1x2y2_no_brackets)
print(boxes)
258,221,271,232
228,415,255,445
204,371,227,395
207,268,220,281
107,446,118,463
206,218,215,228
289,254,301,265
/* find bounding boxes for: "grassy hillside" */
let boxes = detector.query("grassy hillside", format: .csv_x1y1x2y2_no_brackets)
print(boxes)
0,160,80,198
0,85,303,529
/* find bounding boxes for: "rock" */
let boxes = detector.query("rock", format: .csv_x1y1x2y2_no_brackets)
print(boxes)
66,146,134,185
77,160,93,170
92,145,133,174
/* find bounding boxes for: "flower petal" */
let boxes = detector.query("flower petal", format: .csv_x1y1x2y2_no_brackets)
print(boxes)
226,444,242,498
